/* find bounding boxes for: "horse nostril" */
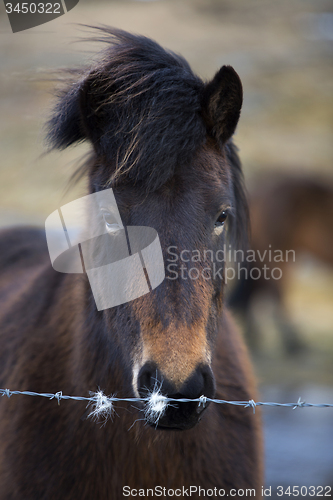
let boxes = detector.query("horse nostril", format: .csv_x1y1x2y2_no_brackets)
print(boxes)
138,367,152,393
179,364,215,401
137,361,163,397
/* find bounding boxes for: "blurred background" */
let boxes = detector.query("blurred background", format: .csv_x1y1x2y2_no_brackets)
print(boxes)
0,0,332,493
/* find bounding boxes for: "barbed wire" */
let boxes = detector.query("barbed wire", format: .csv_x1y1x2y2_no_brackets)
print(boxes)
1,388,333,422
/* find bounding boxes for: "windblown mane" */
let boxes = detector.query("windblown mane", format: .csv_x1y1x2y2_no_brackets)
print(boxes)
46,27,207,192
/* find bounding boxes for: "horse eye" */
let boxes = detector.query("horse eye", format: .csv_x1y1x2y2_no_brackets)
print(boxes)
103,212,115,225
215,211,228,228
102,212,121,233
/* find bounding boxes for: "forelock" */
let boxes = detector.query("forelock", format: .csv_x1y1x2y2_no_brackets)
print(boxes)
82,27,207,192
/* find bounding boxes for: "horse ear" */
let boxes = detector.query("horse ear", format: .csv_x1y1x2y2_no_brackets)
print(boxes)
46,72,107,152
201,66,243,144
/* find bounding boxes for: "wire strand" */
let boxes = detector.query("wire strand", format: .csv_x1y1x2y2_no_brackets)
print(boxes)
1,388,333,412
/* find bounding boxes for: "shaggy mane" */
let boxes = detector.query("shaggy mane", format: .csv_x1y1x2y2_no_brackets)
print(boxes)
46,26,207,192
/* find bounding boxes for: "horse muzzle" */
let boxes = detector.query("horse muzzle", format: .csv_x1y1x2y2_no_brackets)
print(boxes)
137,362,215,430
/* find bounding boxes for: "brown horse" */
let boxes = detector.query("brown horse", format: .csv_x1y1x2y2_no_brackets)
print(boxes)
228,174,333,353
0,28,262,499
